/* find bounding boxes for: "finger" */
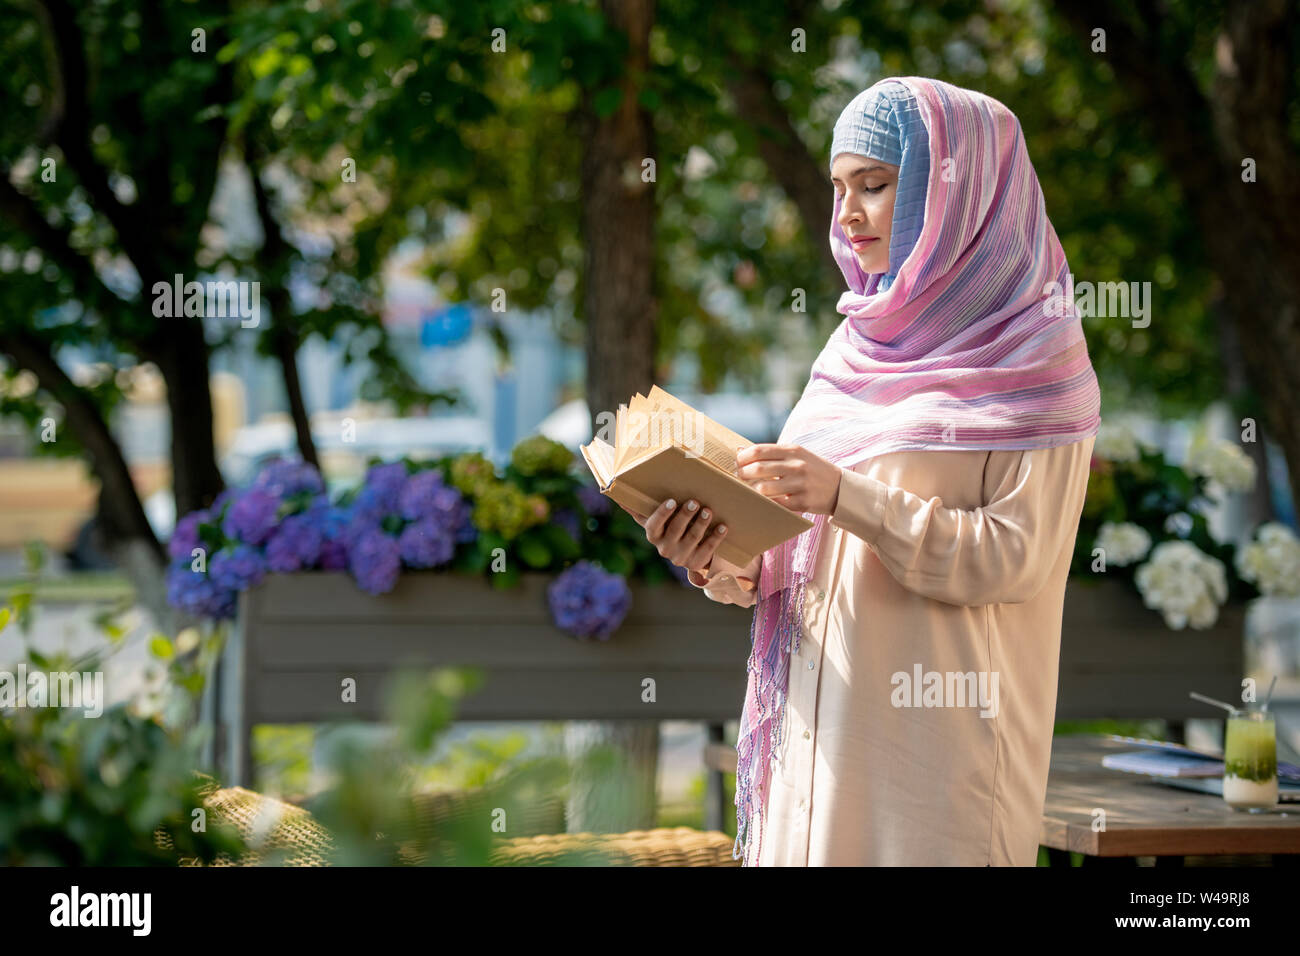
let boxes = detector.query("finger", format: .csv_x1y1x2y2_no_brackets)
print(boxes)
736,443,788,466
664,498,702,544
752,476,803,499
688,522,728,567
644,498,679,541
680,504,713,550
737,459,791,482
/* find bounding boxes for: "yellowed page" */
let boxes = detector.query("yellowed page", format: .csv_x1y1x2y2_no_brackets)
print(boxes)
645,385,752,477
615,392,661,473
579,436,616,488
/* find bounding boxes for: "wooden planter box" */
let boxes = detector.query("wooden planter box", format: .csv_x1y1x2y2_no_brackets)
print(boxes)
211,571,750,786
210,571,1245,785
1055,577,1245,721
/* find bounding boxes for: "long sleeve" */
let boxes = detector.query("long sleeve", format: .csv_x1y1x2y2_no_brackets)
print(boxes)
687,552,761,608
828,438,1093,607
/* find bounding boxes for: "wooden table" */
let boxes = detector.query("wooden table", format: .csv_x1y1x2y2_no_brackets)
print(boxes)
704,733,1300,864
1040,734,1300,865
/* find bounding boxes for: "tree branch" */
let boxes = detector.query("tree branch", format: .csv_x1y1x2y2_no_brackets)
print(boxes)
246,136,320,469
34,0,163,283
0,329,162,561
724,53,841,287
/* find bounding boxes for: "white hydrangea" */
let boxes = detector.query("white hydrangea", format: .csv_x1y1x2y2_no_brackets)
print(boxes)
1095,521,1152,567
1185,434,1256,493
1235,522,1300,598
1134,540,1228,630
1094,421,1142,462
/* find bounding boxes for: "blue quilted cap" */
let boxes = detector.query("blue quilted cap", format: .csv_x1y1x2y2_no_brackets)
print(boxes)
830,81,908,169
829,79,929,291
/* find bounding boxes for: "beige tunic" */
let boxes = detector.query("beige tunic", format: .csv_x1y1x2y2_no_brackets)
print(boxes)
688,435,1096,866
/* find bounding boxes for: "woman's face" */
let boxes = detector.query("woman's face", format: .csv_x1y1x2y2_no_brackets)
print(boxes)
831,153,899,276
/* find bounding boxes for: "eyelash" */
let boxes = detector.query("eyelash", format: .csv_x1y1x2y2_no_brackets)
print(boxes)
836,184,887,199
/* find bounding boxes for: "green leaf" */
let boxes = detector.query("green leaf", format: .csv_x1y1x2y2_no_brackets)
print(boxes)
149,636,174,660
538,523,580,560
0,607,9,633
592,86,623,118
517,535,552,569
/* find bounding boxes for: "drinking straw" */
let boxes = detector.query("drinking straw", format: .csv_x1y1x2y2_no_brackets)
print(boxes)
1189,691,1236,714
1262,675,1278,713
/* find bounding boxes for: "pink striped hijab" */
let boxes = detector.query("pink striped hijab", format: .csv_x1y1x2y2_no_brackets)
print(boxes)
732,76,1101,865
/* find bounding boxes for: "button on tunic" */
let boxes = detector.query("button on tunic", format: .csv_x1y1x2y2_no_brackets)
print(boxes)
688,436,1095,866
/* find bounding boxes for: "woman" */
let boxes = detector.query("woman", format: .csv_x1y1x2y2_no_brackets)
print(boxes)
631,76,1101,866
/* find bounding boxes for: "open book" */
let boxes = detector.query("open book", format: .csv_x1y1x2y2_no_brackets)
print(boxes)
579,385,813,568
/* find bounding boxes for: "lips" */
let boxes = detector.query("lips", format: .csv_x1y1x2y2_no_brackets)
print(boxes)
851,235,879,247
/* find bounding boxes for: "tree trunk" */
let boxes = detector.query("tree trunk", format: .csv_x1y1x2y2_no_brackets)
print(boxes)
148,320,226,516
579,0,658,425
568,0,661,834
1053,0,1300,524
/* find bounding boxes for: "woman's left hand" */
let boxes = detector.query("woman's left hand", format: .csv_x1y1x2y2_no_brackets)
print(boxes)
736,443,843,516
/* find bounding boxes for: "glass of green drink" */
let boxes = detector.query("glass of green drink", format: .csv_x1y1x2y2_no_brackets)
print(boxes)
1223,707,1278,812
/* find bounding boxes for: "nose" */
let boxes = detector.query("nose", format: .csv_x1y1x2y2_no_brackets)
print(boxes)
836,189,863,231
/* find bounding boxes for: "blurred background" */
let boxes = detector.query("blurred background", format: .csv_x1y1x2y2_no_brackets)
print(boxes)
1,0,1298,858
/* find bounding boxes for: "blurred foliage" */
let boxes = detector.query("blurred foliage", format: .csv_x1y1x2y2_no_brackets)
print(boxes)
0,566,246,864
302,668,574,866
0,0,1278,478
252,724,316,799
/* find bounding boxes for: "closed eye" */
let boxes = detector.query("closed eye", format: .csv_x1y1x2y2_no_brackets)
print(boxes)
835,183,889,199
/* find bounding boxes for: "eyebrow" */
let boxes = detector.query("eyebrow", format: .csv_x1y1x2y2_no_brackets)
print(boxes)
831,164,889,184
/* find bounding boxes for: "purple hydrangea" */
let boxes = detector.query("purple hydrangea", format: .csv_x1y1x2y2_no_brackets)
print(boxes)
347,526,402,595
222,488,281,546
308,500,352,571
209,544,269,593
399,470,447,520
351,462,409,524
320,537,349,571
547,560,632,640
265,512,324,573
165,561,237,620
398,518,456,569
576,484,610,518
399,469,476,543
210,487,238,516
254,458,325,498
553,507,582,544
169,509,208,561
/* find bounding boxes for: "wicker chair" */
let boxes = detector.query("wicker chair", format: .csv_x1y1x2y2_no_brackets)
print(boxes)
156,780,739,867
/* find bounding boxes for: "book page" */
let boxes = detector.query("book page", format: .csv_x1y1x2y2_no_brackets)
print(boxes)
615,393,660,473
645,385,752,477
580,436,616,488
603,386,757,479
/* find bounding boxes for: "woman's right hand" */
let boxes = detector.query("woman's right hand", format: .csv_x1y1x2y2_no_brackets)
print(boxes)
627,497,729,573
